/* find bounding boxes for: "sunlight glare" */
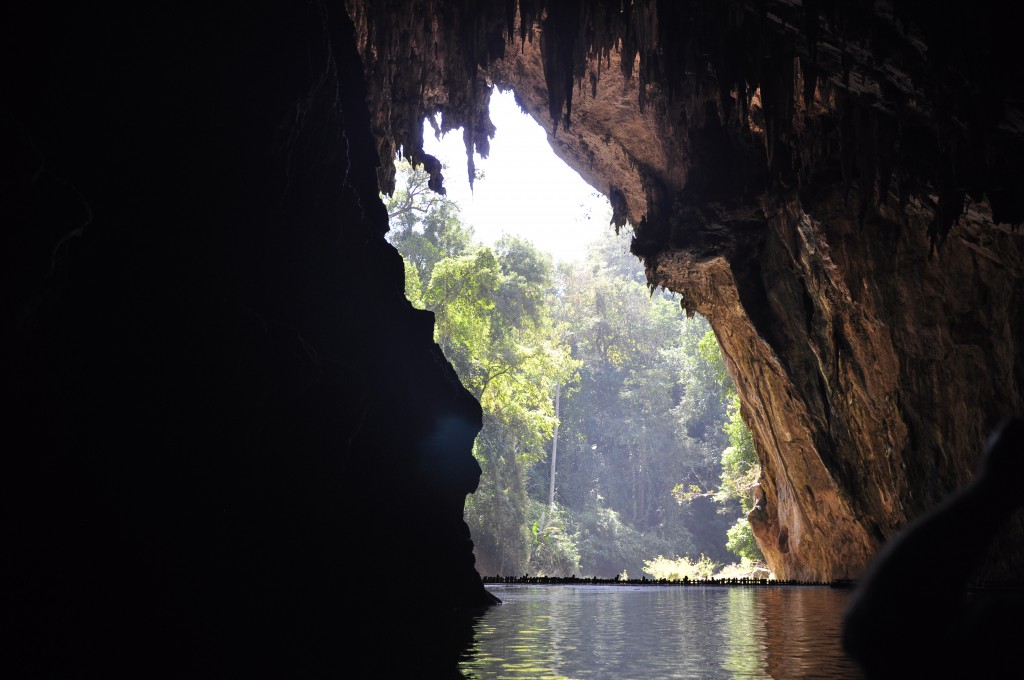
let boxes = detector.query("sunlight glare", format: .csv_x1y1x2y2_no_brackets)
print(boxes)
422,89,614,264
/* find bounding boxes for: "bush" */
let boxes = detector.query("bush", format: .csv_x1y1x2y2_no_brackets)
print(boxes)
526,500,581,577
642,554,720,581
725,517,764,563
714,558,770,580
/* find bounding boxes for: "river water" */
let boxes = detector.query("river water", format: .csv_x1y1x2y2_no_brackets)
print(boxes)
458,584,864,679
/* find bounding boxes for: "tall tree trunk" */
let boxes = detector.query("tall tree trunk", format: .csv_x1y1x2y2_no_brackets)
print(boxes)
548,383,560,508
638,443,646,528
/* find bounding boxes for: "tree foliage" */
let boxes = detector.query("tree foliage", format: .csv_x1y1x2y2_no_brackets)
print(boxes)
385,160,763,577
642,554,720,581
387,160,475,290
386,162,577,575
672,328,764,564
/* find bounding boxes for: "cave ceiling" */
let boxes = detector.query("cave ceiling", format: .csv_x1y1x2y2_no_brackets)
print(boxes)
348,0,1024,581
349,0,1024,242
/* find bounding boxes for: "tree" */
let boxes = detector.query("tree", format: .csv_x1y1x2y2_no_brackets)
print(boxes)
385,164,579,575
536,228,728,572
386,164,759,576
718,394,764,563
386,160,475,293
672,327,764,564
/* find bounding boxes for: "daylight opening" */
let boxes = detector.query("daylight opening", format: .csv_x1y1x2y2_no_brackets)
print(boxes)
384,88,765,583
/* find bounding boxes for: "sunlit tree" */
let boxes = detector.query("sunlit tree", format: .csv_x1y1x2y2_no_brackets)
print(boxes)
385,164,758,577
386,164,578,575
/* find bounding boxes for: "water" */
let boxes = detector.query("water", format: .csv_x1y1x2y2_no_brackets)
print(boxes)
458,584,864,679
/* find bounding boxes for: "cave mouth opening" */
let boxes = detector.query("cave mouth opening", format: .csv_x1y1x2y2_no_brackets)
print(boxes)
420,88,614,266
384,87,765,581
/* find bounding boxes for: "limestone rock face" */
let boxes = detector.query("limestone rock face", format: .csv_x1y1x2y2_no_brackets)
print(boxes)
349,0,1024,582
653,191,1024,580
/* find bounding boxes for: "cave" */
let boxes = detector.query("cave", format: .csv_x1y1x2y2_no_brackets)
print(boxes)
4,1,1024,676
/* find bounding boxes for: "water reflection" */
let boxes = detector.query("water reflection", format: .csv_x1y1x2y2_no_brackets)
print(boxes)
721,588,764,677
458,585,863,679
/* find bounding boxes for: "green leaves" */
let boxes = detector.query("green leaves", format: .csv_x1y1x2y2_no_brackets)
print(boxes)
698,328,731,391
385,160,579,575
385,160,763,575
385,160,475,294
725,518,763,563
642,554,720,581
424,247,499,391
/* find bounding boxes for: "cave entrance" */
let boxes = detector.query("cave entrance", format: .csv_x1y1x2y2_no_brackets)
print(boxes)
422,89,610,264
385,88,764,581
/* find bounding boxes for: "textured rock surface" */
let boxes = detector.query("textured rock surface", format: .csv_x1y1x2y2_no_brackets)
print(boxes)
349,0,1024,581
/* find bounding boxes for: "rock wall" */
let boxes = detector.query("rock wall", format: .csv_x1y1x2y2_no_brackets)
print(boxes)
349,0,1024,581
653,191,1024,580
2,2,493,676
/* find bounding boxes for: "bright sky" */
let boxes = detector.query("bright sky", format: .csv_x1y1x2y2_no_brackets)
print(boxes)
421,89,614,264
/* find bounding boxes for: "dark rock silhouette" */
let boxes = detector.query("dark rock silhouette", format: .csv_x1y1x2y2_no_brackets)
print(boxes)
843,417,1024,679
2,3,494,677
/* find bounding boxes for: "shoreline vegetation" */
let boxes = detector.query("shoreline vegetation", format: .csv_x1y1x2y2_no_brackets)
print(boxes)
482,574,848,587
481,576,1024,590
